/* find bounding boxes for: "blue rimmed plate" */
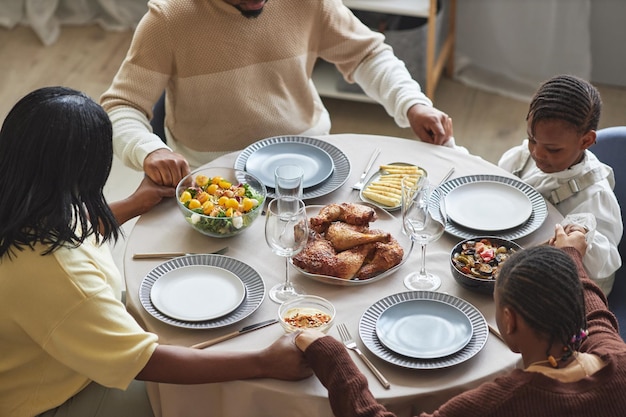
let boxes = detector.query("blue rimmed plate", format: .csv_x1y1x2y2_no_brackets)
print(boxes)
244,142,334,189
235,136,350,200
360,291,487,369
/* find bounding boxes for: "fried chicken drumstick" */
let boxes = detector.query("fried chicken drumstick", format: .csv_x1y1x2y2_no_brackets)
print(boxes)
293,203,404,280
310,203,377,233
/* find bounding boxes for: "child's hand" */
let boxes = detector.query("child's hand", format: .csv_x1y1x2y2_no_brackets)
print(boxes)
550,224,587,256
563,223,587,235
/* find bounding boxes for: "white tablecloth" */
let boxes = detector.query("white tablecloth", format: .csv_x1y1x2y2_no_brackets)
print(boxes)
123,134,562,417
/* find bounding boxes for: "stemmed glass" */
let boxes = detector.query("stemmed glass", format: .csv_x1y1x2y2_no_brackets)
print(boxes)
401,176,446,291
265,197,309,303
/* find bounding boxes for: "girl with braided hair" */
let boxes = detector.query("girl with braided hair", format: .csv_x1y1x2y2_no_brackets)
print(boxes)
498,74,622,295
295,224,626,416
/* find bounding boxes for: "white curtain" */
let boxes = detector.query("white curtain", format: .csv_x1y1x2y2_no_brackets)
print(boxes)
0,0,148,45
454,0,592,101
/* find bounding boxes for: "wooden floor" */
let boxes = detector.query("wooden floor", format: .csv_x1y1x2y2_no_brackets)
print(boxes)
2,24,625,164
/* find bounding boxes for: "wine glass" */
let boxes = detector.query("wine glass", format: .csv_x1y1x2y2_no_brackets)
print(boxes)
401,176,445,291
265,197,309,303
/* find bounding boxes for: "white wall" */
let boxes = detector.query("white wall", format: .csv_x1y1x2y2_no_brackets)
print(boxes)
590,1,626,87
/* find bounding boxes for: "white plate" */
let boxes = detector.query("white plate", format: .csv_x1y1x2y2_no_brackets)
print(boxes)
139,255,265,329
359,291,487,369
150,265,246,321
445,181,532,231
430,174,548,240
235,136,350,200
375,299,473,359
245,142,334,189
290,203,413,286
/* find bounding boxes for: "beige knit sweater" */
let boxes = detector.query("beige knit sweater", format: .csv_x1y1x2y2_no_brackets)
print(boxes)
101,0,431,170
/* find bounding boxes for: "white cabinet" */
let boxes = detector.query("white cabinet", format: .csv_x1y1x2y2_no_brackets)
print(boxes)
313,0,456,101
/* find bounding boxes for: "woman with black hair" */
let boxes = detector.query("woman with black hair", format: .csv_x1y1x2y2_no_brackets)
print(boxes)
296,224,626,416
0,87,311,417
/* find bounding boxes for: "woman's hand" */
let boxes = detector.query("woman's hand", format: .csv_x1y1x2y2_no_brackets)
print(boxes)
109,176,175,226
258,332,313,380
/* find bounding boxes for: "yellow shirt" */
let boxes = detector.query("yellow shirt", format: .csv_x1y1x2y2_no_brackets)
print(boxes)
0,237,158,417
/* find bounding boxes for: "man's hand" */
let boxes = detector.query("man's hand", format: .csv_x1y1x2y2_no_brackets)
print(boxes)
144,148,190,187
549,224,588,257
407,104,453,145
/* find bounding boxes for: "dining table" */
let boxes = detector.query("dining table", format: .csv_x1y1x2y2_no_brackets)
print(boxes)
122,133,563,417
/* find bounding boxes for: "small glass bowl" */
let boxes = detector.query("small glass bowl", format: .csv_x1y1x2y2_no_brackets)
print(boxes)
278,295,336,334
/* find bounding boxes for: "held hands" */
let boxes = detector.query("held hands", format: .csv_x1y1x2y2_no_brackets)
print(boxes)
109,176,175,226
407,104,453,146
259,333,313,380
549,224,588,257
144,148,191,187
294,329,328,352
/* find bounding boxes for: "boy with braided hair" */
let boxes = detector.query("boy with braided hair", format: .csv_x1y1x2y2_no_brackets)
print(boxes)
498,74,622,295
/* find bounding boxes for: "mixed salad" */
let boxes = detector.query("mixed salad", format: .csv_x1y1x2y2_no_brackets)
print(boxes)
178,174,264,235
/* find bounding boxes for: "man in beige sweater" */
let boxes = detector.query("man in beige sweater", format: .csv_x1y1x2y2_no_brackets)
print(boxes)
101,0,453,187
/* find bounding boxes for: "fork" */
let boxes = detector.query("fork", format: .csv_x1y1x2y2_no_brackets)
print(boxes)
337,323,390,389
352,148,381,190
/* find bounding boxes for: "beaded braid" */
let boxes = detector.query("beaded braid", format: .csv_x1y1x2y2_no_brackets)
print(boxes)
495,246,587,365
526,74,602,136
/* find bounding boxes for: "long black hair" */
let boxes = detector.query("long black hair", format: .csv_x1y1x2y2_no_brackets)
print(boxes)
496,246,587,356
0,86,119,258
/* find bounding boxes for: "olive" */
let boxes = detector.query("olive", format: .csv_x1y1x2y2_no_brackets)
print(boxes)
478,264,493,276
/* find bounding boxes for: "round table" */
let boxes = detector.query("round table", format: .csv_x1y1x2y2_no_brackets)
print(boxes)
123,134,562,417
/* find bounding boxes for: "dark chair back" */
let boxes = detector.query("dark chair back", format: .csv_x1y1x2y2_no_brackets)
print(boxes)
591,126,626,340
150,92,167,143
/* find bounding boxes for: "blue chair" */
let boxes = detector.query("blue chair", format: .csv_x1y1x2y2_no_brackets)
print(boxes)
591,126,626,340
150,92,167,143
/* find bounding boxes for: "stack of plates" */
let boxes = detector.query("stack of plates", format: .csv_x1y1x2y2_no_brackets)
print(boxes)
432,174,548,240
359,291,487,369
139,255,265,329
234,136,351,200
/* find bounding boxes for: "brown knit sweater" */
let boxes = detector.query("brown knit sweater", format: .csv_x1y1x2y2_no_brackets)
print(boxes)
305,247,626,416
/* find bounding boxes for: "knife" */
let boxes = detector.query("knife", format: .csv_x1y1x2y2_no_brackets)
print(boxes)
133,246,229,259
190,319,279,349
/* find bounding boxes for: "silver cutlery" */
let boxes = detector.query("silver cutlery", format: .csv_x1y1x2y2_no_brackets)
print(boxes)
352,148,381,190
133,246,229,260
191,319,279,349
488,323,505,343
337,323,390,389
438,167,455,186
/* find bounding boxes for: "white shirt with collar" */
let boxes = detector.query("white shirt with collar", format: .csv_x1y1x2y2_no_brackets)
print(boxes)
499,140,622,295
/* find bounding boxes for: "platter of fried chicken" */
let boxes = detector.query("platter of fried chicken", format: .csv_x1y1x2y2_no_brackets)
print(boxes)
291,203,413,286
